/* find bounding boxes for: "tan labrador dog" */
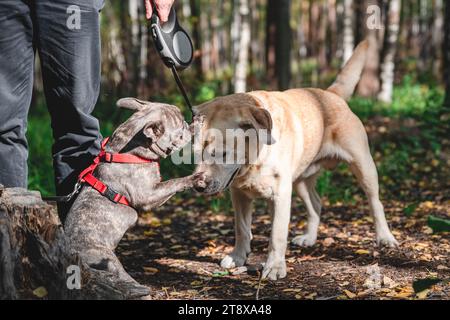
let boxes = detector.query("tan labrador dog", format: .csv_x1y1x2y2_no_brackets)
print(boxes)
192,41,398,280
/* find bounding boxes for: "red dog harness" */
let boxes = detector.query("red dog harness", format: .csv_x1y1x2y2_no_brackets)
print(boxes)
78,137,158,207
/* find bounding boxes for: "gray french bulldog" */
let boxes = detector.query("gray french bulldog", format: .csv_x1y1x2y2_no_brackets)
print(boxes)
64,98,205,298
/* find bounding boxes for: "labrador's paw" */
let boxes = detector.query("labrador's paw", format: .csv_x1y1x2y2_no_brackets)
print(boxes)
262,256,286,280
292,234,317,247
220,252,247,269
376,231,399,248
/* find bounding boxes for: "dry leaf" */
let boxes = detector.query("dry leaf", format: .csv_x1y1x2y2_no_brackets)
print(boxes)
343,289,356,299
355,249,370,255
416,289,430,300
383,276,398,288
305,292,317,300
32,287,48,298
143,266,159,275
323,237,335,247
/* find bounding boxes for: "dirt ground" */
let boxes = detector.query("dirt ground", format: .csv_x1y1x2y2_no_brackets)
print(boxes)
117,195,450,300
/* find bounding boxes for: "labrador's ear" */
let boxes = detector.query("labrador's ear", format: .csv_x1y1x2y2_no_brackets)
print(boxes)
116,98,149,111
240,106,276,145
143,121,165,141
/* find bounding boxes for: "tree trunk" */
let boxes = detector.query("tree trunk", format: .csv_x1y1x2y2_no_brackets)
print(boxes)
275,0,291,90
342,0,355,64
444,0,450,107
265,0,277,87
317,1,328,80
432,0,444,78
357,0,381,97
233,0,251,93
189,0,202,79
0,186,146,300
378,0,401,103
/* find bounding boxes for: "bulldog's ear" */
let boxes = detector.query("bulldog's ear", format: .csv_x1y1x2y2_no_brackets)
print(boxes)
143,121,165,141
116,98,148,111
241,107,276,145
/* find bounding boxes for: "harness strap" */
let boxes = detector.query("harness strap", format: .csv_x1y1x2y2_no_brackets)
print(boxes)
83,173,130,206
77,137,158,207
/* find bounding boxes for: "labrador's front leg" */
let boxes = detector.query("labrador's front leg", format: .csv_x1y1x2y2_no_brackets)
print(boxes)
221,187,254,268
262,180,292,280
134,173,205,211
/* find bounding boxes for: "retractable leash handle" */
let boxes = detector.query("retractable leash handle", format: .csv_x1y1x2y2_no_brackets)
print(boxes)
150,5,195,116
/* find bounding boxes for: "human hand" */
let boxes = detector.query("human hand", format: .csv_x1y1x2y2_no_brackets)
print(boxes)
145,0,175,22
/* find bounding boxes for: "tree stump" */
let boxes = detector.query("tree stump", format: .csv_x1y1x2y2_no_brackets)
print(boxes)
0,185,139,300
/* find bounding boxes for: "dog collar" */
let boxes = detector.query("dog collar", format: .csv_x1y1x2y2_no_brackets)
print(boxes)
78,137,159,207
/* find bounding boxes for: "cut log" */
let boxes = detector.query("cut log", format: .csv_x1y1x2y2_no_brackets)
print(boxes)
0,185,145,300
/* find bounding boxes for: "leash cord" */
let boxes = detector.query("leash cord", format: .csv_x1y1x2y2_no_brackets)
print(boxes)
170,63,194,116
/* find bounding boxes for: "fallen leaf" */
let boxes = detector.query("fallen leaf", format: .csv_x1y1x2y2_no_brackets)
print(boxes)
32,287,48,298
305,292,317,300
231,266,247,275
416,289,430,300
412,278,442,293
213,270,230,277
383,276,398,289
323,237,335,247
190,280,203,287
143,230,157,237
143,267,159,275
283,288,302,293
343,290,356,299
355,249,370,255
428,215,450,233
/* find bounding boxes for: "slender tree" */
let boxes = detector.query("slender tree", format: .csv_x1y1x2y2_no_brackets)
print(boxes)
378,0,401,103
444,0,450,107
233,0,251,93
342,0,355,64
432,0,444,78
357,0,381,97
276,0,291,90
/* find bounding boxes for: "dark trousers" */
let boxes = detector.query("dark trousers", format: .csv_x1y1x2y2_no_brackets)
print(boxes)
0,0,104,214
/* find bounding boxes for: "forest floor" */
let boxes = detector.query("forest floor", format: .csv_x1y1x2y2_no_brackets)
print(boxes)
116,116,450,300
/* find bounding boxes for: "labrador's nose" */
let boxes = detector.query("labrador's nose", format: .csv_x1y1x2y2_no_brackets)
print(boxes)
194,185,206,193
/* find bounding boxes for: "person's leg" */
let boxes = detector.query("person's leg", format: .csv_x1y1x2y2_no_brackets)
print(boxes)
34,0,104,219
0,1,34,188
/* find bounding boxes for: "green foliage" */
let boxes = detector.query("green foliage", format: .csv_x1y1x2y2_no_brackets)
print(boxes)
412,278,444,293
427,215,450,234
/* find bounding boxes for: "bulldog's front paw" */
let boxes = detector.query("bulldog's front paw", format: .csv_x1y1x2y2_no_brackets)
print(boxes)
220,251,247,269
192,172,207,190
262,255,286,280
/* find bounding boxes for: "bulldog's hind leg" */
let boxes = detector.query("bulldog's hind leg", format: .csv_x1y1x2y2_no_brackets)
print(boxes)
292,174,322,247
80,247,151,297
221,187,253,269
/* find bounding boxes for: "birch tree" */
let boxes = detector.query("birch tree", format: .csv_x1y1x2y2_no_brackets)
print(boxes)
233,0,251,93
378,0,401,104
342,0,355,64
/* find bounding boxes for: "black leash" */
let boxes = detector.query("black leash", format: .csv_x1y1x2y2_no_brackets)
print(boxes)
169,61,193,116
42,181,82,203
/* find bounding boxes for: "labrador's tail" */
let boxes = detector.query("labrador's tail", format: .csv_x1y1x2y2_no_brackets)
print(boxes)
327,40,369,101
